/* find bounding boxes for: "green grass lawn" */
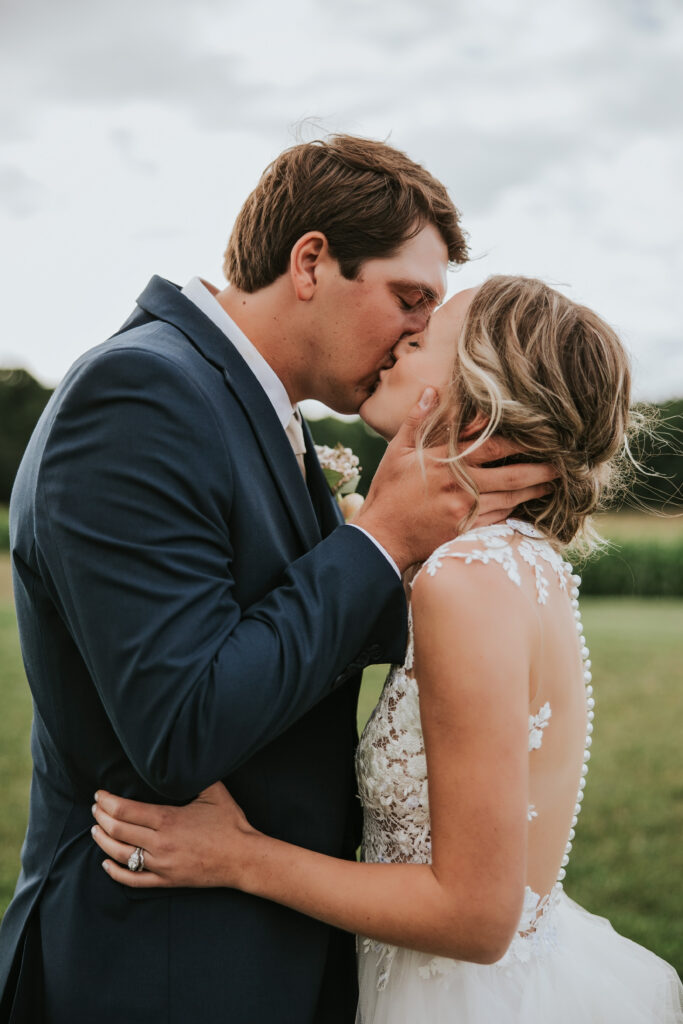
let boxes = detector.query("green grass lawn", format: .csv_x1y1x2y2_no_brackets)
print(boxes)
0,506,8,551
0,557,34,906
1,553,681,977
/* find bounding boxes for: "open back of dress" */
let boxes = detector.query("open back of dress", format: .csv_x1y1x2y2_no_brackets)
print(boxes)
355,520,683,1023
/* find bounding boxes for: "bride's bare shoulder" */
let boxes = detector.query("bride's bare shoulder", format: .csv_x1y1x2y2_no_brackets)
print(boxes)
412,528,528,596
410,530,536,654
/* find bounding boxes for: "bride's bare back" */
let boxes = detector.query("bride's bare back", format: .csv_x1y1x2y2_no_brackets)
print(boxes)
357,518,592,970
524,539,590,904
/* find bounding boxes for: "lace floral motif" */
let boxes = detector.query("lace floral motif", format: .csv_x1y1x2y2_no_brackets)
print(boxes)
421,519,568,606
411,885,561,983
526,699,552,823
356,519,593,988
356,665,431,868
529,702,552,750
494,884,561,970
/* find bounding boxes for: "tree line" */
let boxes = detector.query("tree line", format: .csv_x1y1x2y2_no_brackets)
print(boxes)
1,368,681,509
309,400,683,512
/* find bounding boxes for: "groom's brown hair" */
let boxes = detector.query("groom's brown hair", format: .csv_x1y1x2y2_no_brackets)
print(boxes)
223,134,468,291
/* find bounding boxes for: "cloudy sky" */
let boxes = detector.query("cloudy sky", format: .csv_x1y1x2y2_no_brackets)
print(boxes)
1,0,681,407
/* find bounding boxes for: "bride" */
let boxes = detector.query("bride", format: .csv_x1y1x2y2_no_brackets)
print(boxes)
91,275,683,1022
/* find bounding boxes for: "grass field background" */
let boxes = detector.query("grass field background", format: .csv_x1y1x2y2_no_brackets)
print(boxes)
1,511,682,978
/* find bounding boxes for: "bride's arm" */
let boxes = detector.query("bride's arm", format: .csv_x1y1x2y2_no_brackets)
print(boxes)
92,562,532,964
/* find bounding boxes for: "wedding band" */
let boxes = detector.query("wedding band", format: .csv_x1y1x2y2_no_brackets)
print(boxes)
127,847,145,872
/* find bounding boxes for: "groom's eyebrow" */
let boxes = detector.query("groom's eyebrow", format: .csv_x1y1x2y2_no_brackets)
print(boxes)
394,279,443,306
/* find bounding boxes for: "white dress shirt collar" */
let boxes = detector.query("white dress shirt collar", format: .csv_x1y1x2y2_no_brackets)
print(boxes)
181,276,294,430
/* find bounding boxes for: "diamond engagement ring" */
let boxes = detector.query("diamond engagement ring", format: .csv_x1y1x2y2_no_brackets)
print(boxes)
127,847,145,872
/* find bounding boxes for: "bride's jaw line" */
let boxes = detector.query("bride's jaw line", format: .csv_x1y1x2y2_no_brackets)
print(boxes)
360,396,399,442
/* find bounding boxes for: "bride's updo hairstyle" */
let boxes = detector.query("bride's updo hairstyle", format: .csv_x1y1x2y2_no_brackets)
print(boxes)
424,275,636,552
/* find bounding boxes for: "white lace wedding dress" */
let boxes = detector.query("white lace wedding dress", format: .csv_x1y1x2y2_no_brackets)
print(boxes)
355,519,683,1023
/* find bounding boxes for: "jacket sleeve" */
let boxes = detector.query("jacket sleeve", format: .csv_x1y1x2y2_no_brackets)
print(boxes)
36,344,407,800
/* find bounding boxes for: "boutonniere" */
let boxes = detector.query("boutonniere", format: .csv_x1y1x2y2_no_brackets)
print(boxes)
314,442,365,522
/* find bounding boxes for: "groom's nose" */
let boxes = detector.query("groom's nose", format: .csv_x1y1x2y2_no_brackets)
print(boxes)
406,300,434,333
391,336,413,360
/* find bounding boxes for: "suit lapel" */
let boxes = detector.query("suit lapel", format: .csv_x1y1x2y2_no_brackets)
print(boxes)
222,370,322,549
133,277,322,551
302,420,344,537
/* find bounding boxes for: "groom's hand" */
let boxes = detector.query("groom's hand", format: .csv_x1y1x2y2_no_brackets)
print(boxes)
353,388,557,573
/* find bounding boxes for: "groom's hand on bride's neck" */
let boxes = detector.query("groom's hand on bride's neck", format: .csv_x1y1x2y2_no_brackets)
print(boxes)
353,388,557,573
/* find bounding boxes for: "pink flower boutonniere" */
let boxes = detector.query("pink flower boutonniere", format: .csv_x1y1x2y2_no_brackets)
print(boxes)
314,442,365,522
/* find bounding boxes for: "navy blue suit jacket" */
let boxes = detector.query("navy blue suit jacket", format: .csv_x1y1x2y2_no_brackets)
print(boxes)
0,277,407,1023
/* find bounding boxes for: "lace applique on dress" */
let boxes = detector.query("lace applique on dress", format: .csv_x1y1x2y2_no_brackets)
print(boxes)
529,702,552,750
421,518,568,605
356,519,594,987
404,605,415,673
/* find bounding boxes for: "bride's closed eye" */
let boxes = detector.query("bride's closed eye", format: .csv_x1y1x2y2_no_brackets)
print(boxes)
394,334,423,356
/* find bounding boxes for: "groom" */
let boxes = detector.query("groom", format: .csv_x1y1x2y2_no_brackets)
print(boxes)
0,135,552,1023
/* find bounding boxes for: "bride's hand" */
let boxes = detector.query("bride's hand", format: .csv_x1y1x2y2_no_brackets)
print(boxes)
90,782,258,889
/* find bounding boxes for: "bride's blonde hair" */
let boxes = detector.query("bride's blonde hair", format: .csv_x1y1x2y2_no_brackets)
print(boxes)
418,275,636,553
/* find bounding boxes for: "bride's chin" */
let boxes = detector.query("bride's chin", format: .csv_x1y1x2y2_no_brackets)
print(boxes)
360,394,398,442
359,398,379,430
360,411,394,443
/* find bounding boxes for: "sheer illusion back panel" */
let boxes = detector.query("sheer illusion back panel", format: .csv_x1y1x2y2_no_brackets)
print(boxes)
415,522,589,904
517,550,589,900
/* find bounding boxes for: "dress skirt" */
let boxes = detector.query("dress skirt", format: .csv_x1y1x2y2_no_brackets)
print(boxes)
356,892,683,1023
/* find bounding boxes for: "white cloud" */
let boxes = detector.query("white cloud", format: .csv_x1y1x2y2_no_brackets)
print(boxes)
0,0,681,399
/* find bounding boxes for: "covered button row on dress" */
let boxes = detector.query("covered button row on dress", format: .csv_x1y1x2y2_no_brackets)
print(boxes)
556,566,594,887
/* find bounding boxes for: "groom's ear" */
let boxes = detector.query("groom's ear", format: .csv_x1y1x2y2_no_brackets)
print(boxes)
290,232,328,301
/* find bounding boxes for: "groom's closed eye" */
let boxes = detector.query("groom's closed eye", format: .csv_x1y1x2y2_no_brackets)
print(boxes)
393,279,442,310
397,291,426,312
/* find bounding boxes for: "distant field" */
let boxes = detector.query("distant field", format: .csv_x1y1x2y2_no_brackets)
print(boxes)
595,510,683,538
0,555,33,912
0,551,12,602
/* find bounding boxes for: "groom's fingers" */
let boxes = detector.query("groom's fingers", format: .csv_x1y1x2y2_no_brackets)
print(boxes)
470,462,557,495
478,482,555,516
462,434,519,465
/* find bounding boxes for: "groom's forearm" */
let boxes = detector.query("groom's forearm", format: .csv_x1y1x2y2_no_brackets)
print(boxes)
137,528,407,796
